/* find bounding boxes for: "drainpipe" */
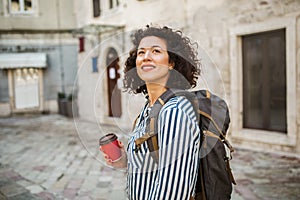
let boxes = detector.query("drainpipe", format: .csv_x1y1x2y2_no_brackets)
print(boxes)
56,0,65,94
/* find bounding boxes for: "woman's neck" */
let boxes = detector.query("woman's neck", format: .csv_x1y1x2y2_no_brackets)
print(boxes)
146,83,168,106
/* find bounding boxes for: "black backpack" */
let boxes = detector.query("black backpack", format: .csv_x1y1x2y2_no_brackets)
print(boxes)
134,89,236,200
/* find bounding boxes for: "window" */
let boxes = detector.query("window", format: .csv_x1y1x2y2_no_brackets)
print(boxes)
109,0,119,9
242,29,287,133
93,0,101,17
99,0,120,16
9,0,33,14
92,57,98,73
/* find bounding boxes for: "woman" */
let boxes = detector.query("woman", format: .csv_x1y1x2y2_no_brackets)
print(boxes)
102,25,201,200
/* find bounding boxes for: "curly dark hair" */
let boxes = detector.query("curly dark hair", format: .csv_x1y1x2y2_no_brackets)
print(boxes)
123,25,201,94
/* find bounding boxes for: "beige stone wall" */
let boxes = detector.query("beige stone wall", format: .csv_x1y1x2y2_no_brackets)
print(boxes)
189,0,299,91
296,15,300,153
77,31,146,130
0,0,76,30
75,0,300,153
188,0,300,154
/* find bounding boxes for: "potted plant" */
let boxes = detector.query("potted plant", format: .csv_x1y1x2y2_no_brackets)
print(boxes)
66,93,78,118
57,92,67,116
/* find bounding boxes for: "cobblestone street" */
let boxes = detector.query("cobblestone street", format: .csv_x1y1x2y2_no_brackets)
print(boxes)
0,114,299,200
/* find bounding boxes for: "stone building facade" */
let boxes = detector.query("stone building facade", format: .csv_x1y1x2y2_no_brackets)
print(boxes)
1,0,296,154
186,0,300,154
0,0,78,115
74,0,300,155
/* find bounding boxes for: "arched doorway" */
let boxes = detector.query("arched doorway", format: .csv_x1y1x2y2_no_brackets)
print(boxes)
106,48,122,117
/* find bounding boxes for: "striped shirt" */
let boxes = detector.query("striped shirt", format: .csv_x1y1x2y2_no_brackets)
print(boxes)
126,96,201,200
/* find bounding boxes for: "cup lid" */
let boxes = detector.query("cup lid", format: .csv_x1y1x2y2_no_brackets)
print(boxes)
99,133,118,146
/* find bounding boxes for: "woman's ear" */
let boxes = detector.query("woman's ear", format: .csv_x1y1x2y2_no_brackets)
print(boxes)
169,61,175,70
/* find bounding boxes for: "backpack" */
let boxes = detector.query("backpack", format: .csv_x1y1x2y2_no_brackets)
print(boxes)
134,89,236,200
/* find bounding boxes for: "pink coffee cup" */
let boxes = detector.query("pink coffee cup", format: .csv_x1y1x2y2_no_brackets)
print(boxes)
99,133,122,162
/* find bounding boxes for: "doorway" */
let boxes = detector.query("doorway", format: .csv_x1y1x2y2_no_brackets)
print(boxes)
242,29,287,133
106,48,122,117
13,68,40,109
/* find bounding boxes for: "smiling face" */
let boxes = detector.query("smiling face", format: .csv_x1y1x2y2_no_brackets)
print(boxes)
136,36,172,86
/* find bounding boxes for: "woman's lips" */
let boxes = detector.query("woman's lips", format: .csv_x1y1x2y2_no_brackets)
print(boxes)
141,65,155,72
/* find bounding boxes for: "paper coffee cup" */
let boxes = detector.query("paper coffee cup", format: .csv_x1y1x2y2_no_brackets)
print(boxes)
99,133,122,162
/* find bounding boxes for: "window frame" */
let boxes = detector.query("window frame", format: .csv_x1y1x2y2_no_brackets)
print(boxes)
229,16,297,147
8,0,35,15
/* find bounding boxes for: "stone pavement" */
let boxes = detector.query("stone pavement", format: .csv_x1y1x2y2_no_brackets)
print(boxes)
0,114,299,200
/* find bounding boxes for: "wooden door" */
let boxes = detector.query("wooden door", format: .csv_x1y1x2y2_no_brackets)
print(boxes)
242,29,287,133
106,48,122,117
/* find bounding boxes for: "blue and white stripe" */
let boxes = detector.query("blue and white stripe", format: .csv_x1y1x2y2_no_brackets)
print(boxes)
127,96,201,200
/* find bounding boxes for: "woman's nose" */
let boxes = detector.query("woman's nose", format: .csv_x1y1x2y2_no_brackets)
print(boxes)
143,50,151,60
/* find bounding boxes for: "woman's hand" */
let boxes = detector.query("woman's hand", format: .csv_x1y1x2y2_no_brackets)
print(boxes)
99,140,127,169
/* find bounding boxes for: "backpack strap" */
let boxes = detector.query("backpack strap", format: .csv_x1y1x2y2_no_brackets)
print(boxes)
132,114,140,131
197,90,234,154
134,89,175,162
134,89,199,163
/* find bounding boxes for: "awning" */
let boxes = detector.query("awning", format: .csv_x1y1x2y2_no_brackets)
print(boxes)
0,53,47,69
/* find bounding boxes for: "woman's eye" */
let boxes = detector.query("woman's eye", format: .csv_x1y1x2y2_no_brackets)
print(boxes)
153,49,161,53
137,51,144,55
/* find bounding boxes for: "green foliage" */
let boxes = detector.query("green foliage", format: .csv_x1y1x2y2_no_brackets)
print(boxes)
67,93,73,101
58,92,66,99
